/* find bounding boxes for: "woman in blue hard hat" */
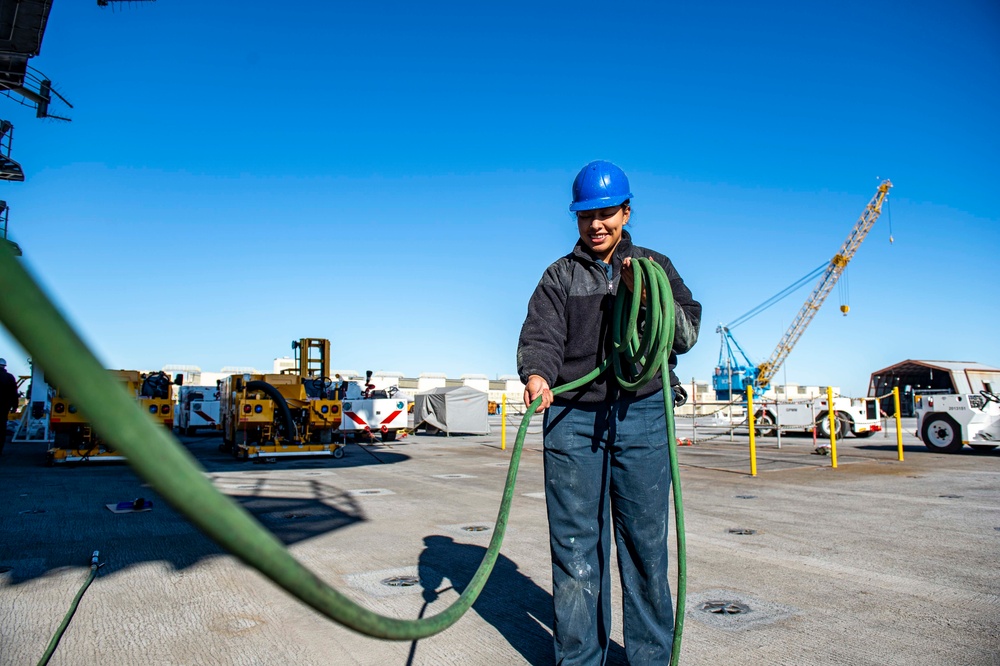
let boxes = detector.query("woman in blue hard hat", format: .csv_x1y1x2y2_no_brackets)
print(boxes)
517,160,701,665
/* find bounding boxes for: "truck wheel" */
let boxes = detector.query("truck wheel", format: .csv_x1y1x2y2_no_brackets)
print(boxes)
332,446,345,459
816,413,843,439
920,414,964,453
753,412,776,437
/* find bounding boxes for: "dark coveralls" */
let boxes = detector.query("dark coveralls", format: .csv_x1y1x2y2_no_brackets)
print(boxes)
517,230,701,665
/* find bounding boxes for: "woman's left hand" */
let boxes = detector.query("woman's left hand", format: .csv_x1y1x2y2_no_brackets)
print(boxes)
622,257,652,304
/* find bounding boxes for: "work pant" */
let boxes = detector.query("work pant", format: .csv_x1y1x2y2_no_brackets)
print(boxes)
542,389,674,666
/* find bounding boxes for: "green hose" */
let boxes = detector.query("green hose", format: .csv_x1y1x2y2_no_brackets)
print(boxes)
0,244,684,661
38,555,100,666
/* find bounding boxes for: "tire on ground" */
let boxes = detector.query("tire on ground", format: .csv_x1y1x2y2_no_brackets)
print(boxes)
754,411,776,437
920,414,964,454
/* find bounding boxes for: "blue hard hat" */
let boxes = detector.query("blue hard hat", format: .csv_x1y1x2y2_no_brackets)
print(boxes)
569,160,633,212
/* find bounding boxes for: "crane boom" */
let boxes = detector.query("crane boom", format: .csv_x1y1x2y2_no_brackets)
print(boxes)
755,179,892,388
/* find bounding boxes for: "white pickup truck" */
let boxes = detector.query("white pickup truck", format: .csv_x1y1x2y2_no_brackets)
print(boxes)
914,391,1000,453
753,396,881,438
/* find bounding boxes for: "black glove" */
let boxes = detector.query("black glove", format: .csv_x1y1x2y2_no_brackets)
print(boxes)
672,384,688,408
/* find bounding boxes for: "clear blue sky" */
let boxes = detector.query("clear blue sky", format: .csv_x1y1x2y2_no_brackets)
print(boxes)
1,0,997,397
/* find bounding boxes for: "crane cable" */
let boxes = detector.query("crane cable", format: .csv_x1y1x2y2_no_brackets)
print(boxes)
725,262,826,330
0,246,685,663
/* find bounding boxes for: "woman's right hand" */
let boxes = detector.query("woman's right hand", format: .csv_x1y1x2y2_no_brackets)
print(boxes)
524,375,553,413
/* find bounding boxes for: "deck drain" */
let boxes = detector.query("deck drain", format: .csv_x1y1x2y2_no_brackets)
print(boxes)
462,525,490,532
688,590,796,631
284,513,310,519
686,589,800,631
381,576,419,587
728,528,757,535
701,601,750,615
432,474,476,479
939,494,963,499
18,509,45,515
735,495,757,500
349,488,394,497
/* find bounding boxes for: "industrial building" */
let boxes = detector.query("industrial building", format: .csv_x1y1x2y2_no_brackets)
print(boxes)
868,360,1000,416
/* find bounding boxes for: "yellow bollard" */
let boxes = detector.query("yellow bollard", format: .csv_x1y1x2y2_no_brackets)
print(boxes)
826,386,838,469
893,387,904,462
748,384,757,477
501,394,507,451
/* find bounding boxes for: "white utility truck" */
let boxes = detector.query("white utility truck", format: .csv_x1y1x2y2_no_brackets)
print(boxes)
176,385,221,436
914,391,1000,453
753,395,881,438
338,371,411,442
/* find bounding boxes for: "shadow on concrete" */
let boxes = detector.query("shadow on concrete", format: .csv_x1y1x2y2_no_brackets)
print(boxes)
184,436,411,473
409,535,554,665
405,535,630,666
855,442,1000,456
0,441,367,585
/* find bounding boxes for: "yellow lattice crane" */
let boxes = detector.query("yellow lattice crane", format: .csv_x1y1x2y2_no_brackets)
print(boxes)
714,179,893,398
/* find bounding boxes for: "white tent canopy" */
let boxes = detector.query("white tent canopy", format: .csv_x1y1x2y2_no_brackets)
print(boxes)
414,386,490,436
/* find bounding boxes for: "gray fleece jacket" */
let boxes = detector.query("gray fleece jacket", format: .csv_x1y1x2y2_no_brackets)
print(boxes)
517,230,701,404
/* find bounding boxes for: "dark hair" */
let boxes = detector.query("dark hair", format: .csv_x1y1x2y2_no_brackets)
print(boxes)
569,200,633,224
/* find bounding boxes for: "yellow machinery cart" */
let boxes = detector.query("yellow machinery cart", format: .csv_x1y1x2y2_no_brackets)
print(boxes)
48,370,176,464
219,338,344,460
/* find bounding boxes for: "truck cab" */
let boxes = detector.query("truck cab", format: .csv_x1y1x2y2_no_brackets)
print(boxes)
914,392,1000,453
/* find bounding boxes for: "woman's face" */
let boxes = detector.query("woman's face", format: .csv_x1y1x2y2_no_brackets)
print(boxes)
577,205,630,262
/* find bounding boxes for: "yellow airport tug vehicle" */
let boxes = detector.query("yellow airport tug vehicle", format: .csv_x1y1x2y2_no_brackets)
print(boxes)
48,370,177,464
219,338,344,460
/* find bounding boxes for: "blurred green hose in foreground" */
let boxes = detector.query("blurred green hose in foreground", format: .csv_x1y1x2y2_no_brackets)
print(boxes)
0,244,684,662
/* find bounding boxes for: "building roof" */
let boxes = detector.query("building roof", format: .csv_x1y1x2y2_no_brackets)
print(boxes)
869,360,1000,395
871,360,1000,375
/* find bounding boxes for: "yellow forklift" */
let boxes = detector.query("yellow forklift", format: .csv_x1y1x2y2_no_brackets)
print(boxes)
218,338,344,460
47,370,177,464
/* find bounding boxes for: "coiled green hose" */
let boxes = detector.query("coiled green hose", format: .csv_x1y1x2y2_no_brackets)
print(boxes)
0,245,684,662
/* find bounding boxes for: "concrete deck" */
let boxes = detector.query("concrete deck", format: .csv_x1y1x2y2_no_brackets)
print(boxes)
2,417,998,665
